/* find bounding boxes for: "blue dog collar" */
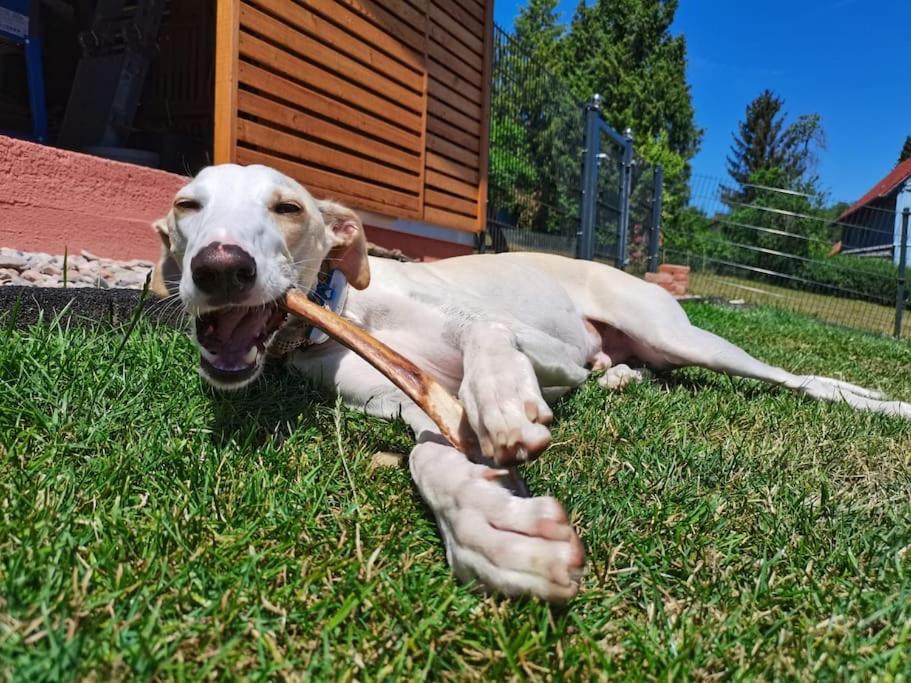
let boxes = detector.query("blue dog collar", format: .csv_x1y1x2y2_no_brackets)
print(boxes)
306,269,348,345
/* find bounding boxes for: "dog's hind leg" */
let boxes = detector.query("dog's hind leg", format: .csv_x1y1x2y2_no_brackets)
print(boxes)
523,254,910,419
594,287,911,419
597,364,652,391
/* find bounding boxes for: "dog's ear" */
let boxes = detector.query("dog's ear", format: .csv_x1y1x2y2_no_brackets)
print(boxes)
319,200,370,290
149,213,181,298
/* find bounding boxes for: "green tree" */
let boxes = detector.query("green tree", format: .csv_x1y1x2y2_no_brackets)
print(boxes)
898,135,911,164
559,0,702,210
725,90,825,200
488,0,582,236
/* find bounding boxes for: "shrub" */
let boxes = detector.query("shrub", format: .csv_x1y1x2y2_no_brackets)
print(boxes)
801,254,900,304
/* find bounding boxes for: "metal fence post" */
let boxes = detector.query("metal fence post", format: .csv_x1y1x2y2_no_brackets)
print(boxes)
647,165,663,273
895,208,909,339
577,94,601,260
616,128,634,270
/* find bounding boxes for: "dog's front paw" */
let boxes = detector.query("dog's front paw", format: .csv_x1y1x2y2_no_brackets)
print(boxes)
442,469,584,602
459,348,553,465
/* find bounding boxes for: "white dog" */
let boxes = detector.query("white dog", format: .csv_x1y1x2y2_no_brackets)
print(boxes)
152,164,910,602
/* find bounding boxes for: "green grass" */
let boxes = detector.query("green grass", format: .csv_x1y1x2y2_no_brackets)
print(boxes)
688,271,911,339
1,303,911,680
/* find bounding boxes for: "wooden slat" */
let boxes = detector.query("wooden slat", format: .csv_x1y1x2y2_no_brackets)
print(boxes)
425,189,477,216
427,95,480,136
428,80,481,120
426,152,479,185
214,0,240,163
428,21,483,71
426,169,477,199
427,113,480,152
426,134,479,169
304,0,423,70
336,0,426,51
424,205,479,231
238,90,421,173
237,147,421,215
370,0,426,33
431,0,482,38
248,0,423,92
450,0,484,24
427,41,480,86
239,32,423,132
428,58,482,105
239,62,421,153
240,4,423,113
402,0,428,16
476,0,494,231
238,119,421,193
429,13,483,57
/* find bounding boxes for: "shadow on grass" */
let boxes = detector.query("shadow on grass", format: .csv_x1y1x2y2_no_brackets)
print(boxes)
652,369,777,401
204,361,332,448
204,360,417,458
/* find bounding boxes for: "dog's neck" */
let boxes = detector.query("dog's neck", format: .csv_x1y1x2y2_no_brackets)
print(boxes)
268,266,349,358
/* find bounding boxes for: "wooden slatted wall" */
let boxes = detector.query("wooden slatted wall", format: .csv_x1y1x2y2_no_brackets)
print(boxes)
214,0,492,233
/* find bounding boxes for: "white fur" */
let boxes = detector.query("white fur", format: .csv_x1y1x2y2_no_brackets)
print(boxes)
171,165,911,603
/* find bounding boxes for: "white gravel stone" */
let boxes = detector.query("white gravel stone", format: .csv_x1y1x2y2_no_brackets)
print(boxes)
0,254,26,270
0,248,153,290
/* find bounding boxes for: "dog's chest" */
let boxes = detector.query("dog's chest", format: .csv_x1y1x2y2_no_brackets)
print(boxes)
344,282,464,390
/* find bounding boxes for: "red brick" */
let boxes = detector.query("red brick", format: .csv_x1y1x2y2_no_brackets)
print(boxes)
644,272,673,285
659,263,691,277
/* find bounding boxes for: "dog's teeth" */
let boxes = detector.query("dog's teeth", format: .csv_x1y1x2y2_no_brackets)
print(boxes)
244,347,258,364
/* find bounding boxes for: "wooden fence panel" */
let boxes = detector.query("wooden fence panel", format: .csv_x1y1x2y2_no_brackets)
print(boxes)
214,0,493,233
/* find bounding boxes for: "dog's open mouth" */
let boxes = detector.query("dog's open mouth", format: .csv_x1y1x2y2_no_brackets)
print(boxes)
194,301,288,386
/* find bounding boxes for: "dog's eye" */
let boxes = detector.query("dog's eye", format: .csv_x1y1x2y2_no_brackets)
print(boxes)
274,202,302,215
174,198,201,211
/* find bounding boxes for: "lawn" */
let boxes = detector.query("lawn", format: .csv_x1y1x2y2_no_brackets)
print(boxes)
1,302,910,679
688,271,911,339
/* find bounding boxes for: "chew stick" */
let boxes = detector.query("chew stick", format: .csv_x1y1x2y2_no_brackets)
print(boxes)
281,289,473,453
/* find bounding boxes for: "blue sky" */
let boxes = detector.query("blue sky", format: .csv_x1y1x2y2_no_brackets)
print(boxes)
493,0,911,204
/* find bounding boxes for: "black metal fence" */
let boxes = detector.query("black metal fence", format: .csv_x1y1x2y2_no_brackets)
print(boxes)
660,175,911,338
484,25,661,269
484,25,584,257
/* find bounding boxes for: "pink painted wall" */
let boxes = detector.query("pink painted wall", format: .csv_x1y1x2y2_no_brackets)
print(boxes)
0,135,474,262
0,135,187,260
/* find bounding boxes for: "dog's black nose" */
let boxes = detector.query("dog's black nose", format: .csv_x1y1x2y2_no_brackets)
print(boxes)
190,242,257,302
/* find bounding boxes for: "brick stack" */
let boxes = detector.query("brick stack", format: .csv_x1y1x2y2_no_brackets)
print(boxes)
644,264,690,297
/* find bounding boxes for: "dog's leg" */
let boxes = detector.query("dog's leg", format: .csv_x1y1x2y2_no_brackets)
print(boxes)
458,321,591,465
598,364,652,391
659,324,910,417
409,437,584,602
292,345,585,601
595,287,911,418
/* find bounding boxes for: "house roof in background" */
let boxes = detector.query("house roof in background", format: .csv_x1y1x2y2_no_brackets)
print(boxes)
838,156,911,222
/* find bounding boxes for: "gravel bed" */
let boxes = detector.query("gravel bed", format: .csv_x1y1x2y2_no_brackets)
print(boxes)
0,247,152,289
0,243,417,291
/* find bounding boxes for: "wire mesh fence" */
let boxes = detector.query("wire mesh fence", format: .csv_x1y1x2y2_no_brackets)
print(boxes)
484,25,662,268
661,175,911,338
484,25,585,257
480,27,911,342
